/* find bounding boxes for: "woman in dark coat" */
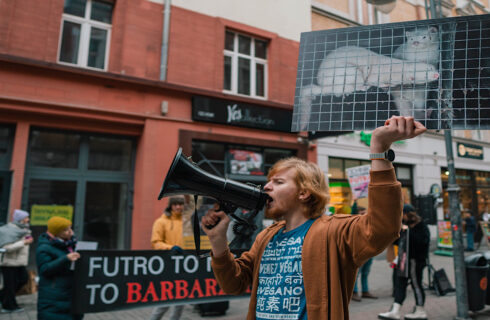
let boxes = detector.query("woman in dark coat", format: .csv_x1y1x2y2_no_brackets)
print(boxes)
36,216,82,320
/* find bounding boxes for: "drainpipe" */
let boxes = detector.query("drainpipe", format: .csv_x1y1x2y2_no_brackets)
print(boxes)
160,0,171,81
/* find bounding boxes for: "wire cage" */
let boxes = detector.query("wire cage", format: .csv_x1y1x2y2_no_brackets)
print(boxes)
291,14,490,132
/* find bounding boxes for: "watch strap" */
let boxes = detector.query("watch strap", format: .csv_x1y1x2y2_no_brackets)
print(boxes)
369,149,395,162
369,152,386,160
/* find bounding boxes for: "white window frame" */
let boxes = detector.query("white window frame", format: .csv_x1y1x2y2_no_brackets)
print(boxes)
223,31,268,100
57,0,112,71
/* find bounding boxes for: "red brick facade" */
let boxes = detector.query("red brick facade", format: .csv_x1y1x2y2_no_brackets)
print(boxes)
0,0,309,250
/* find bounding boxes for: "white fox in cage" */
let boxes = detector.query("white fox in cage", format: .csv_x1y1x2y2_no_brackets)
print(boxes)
298,29,440,130
390,26,440,119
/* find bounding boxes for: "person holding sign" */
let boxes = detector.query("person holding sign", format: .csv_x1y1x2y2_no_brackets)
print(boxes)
149,195,192,320
36,216,82,320
0,209,32,313
202,116,426,320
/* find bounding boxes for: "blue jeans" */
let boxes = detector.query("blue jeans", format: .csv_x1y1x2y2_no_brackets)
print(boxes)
467,231,474,250
354,257,373,293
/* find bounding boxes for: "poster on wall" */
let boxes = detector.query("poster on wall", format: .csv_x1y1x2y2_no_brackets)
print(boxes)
72,250,248,314
228,149,264,176
291,14,490,132
30,205,73,226
437,220,453,249
345,165,371,200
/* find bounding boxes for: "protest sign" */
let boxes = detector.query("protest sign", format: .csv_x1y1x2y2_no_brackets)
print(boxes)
437,220,453,249
72,250,248,314
345,165,371,200
292,14,490,131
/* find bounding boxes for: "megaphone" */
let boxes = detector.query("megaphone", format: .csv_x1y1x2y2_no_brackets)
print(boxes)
158,148,270,213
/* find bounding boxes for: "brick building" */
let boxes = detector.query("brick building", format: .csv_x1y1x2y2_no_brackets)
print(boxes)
0,0,312,256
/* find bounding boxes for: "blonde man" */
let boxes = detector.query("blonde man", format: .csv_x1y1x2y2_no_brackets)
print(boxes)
202,116,426,320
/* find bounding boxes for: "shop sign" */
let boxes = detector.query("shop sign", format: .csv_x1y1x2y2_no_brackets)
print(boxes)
72,250,248,314
345,165,371,199
457,142,483,160
192,96,292,132
30,205,73,226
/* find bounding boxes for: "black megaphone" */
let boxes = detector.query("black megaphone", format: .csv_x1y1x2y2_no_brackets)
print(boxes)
158,148,270,213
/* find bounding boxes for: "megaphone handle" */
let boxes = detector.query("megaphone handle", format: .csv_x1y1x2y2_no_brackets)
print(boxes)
204,201,237,229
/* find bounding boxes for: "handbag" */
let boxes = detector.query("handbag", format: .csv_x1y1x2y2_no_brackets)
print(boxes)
16,270,37,296
430,265,454,296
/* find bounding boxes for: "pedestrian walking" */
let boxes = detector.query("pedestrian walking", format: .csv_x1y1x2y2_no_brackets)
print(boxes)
36,216,83,320
149,195,193,320
351,206,378,302
462,211,476,251
0,209,32,313
378,204,430,320
202,116,426,319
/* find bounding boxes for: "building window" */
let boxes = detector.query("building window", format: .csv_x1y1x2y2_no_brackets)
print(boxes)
192,141,294,184
58,0,113,70
223,31,268,98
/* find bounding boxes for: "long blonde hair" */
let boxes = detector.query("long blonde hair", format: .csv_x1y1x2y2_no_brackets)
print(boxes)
267,158,329,219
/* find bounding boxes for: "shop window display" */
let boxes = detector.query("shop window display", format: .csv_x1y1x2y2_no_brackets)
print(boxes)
441,168,490,221
328,157,413,215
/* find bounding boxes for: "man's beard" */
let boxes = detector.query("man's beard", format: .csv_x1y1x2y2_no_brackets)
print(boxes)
265,207,284,220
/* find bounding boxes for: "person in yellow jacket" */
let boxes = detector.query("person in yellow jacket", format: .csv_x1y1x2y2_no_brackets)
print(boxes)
149,195,193,320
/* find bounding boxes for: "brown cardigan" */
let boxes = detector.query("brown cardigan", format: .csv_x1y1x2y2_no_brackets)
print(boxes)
211,168,402,319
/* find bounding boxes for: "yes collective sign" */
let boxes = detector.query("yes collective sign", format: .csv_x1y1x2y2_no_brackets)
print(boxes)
72,250,248,314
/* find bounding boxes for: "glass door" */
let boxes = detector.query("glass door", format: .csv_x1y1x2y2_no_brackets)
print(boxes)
83,182,128,249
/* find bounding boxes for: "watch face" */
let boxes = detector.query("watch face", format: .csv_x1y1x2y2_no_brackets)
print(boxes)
386,149,395,162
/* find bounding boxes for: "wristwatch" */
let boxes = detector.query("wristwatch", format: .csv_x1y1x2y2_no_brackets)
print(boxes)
369,149,395,162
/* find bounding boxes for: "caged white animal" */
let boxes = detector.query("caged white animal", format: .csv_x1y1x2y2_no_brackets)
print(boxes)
393,26,439,65
299,45,439,129
389,27,440,118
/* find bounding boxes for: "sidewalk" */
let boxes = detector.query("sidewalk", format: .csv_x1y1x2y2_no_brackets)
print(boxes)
2,243,490,320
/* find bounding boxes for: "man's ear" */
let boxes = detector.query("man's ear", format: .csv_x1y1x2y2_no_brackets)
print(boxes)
298,190,311,202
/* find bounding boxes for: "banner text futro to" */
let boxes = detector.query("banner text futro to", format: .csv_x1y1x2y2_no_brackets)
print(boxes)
72,250,249,313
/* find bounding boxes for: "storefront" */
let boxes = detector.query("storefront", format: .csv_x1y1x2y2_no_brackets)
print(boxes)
187,96,307,182
327,156,414,214
441,168,490,219
183,96,308,231
0,85,306,257
316,131,490,235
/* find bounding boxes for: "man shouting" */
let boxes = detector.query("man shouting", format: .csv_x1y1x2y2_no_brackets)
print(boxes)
202,116,426,320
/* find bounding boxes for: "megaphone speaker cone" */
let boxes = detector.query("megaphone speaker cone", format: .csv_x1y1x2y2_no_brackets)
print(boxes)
158,148,270,212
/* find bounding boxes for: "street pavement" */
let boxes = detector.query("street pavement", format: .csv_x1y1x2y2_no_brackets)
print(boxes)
2,241,490,320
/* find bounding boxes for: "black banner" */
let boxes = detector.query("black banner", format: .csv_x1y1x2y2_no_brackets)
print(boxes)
72,250,248,314
192,96,292,132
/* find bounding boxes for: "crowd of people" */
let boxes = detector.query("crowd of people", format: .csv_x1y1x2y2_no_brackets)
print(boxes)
0,211,81,319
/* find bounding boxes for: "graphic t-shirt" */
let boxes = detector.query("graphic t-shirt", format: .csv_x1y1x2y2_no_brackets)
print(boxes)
256,219,316,320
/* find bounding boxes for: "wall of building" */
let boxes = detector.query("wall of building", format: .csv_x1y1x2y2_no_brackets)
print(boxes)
150,0,311,42
0,0,310,250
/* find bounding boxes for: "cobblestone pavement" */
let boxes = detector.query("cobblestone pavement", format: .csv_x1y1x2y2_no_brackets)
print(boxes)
2,242,489,320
